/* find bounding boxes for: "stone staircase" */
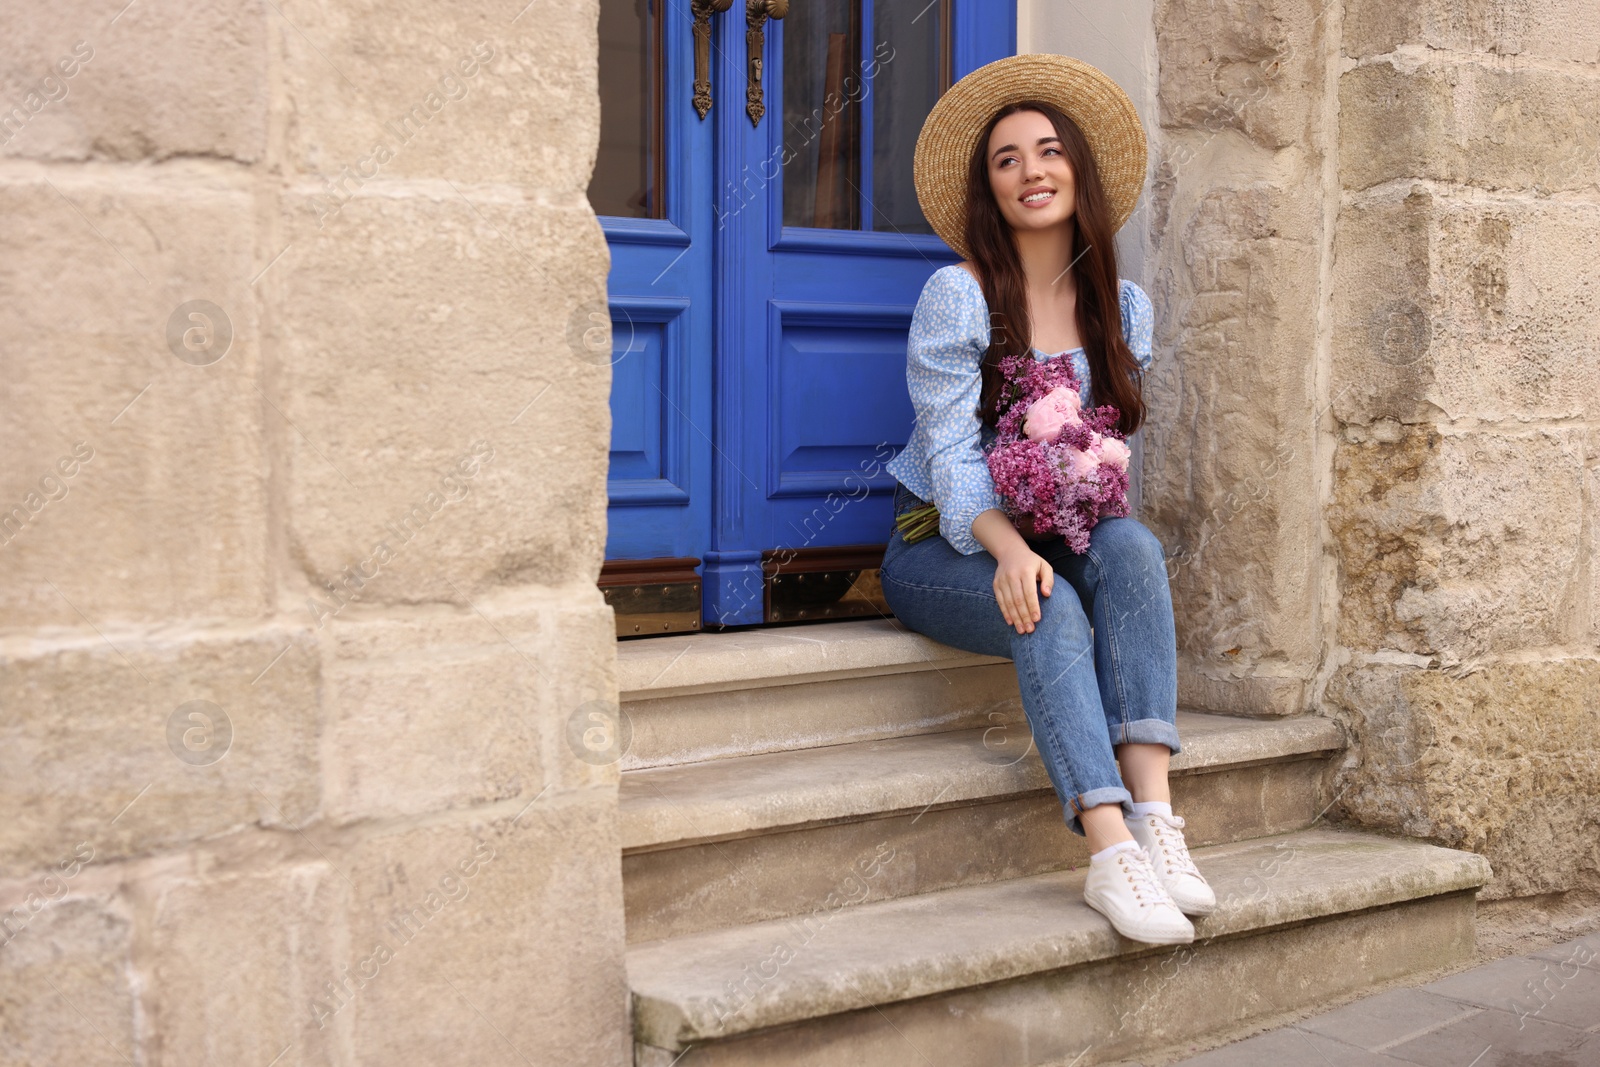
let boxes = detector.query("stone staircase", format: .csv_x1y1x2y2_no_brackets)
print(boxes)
617,620,1490,1066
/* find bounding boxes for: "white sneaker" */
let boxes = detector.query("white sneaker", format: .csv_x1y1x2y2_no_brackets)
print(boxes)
1125,811,1217,916
1083,845,1195,945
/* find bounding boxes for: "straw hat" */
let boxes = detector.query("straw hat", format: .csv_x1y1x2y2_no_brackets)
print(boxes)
913,53,1148,260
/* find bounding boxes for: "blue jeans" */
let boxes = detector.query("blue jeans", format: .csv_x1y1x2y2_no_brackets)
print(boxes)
880,482,1181,836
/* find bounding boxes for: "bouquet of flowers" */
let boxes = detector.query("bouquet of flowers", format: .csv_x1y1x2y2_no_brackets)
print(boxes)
897,352,1131,553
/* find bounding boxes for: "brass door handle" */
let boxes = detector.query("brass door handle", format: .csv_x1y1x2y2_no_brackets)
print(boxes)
745,0,788,127
692,0,734,120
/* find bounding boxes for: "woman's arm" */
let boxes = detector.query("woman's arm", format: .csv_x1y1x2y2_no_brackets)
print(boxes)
904,267,1056,635
903,267,1005,555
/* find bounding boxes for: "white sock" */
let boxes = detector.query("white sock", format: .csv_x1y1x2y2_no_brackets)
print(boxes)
1128,801,1173,819
1090,839,1143,865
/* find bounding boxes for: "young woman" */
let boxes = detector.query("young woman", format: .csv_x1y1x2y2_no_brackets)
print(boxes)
882,54,1214,945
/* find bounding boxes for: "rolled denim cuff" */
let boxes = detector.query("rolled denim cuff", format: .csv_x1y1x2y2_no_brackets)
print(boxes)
1063,785,1134,837
1112,717,1182,755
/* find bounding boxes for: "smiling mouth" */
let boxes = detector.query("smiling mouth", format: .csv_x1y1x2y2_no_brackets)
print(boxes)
1021,189,1056,205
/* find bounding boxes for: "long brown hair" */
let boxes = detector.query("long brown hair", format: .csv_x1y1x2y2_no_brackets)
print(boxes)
965,101,1145,435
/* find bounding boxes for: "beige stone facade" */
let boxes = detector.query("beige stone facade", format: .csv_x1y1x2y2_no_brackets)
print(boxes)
1,1,626,1063
1326,3,1600,902
1140,0,1598,903
0,0,1594,1063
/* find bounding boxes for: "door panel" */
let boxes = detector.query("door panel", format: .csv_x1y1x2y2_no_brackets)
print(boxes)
604,298,690,510
767,301,914,499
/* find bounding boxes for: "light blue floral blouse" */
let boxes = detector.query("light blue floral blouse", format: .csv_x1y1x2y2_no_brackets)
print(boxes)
885,264,1155,555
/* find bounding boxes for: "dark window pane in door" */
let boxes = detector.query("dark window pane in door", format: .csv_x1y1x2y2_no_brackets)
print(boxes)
591,0,660,218
782,0,861,230
872,1,943,234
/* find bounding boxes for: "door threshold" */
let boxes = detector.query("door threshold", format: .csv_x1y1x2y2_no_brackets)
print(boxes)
601,547,892,638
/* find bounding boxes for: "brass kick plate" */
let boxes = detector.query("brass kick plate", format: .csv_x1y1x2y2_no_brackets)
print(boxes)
604,580,701,638
764,544,891,624
599,557,703,638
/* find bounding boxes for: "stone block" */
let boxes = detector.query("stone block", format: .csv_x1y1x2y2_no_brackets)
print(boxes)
273,189,610,602
0,172,268,628
333,791,628,1066
1340,60,1600,195
0,893,136,1067
279,0,599,190
1343,0,1600,65
321,587,614,824
1330,190,1436,426
1591,458,1600,645
1329,659,1600,897
142,859,341,1066
0,0,268,162
629,829,1486,1063
1335,190,1600,426
624,663,1023,770
1330,427,1586,658
1155,0,1328,150
0,630,320,872
623,753,1333,942
1428,200,1600,422
1141,179,1322,711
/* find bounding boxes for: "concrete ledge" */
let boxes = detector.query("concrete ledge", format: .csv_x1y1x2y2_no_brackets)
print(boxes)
621,754,1335,942
628,829,1491,1050
617,620,1008,699
620,711,1343,852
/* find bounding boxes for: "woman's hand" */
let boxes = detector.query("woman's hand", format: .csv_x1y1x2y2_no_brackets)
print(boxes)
971,508,1053,633
992,543,1054,634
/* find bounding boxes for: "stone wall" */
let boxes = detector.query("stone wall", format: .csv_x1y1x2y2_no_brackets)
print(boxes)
1143,0,1334,717
1325,0,1600,900
1142,0,1597,899
0,1,629,1063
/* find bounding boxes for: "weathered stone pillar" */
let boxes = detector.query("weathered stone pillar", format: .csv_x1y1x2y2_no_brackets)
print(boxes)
0,1,628,1061
1327,1,1600,898
1143,0,1337,716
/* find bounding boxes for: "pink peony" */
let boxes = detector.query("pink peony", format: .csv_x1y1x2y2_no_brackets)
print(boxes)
1021,386,1083,443
1098,437,1131,471
1064,447,1100,480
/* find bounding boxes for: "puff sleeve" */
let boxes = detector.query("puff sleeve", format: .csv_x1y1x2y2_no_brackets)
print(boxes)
1119,278,1154,373
903,267,1003,556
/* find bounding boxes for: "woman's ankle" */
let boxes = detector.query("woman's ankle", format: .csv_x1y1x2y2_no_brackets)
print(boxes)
1080,803,1137,853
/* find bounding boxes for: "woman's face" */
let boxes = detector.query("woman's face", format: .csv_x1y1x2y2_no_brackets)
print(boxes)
985,109,1077,238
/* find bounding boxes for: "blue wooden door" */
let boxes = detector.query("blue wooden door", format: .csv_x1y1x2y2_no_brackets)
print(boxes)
597,0,1015,628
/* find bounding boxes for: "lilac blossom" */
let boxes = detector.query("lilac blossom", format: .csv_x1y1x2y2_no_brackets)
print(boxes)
985,352,1132,553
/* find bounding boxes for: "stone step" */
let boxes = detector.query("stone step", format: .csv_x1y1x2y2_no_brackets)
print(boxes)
628,828,1492,1066
616,619,1022,770
621,711,1343,942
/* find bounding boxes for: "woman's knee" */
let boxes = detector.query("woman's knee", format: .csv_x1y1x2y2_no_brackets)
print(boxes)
1023,580,1092,646
1090,517,1166,575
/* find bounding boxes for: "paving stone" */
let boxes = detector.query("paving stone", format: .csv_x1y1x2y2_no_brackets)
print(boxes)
1299,987,1487,1052
1379,1006,1596,1067
1423,953,1600,1034
1172,1026,1408,1066
1532,932,1600,972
